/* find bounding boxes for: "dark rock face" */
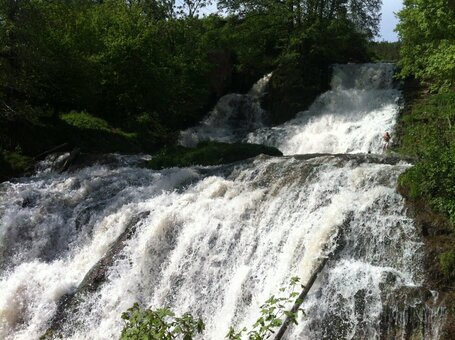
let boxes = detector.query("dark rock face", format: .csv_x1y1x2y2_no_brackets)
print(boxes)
50,152,149,173
207,49,234,99
262,60,331,125
43,211,150,337
380,286,447,340
291,153,416,166
396,190,455,339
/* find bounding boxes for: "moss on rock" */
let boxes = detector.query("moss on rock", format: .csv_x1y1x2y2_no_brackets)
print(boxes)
148,141,282,169
0,150,33,182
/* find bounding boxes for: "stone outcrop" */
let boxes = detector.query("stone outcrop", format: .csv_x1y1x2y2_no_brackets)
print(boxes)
42,211,150,338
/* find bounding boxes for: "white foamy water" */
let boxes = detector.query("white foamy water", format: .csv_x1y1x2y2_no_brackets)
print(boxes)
0,64,443,339
0,156,424,339
246,63,402,155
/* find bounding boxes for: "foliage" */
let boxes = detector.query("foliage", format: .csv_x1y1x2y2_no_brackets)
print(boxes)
226,276,304,340
148,141,282,169
60,111,115,133
120,304,205,339
0,1,289,161
396,0,455,92
370,41,401,62
120,277,305,340
0,149,32,181
0,0,380,127
219,0,382,39
397,92,455,225
440,251,455,280
53,110,146,153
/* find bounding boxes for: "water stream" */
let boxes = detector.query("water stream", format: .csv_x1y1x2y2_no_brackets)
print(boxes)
0,64,444,339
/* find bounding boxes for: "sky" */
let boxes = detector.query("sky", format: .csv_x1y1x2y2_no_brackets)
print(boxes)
378,0,403,41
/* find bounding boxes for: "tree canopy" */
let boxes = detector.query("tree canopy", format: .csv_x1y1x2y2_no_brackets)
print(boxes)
396,0,455,91
218,0,382,38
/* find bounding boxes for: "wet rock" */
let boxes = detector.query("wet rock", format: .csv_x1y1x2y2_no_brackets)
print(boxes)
262,57,331,125
292,153,416,166
380,286,447,340
43,211,150,337
49,152,149,173
58,148,80,173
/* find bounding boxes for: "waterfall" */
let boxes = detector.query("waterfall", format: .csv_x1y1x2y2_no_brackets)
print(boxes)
247,63,401,155
179,73,272,147
0,64,444,339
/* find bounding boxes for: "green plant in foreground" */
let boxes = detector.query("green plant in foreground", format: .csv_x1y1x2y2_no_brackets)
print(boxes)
120,277,304,340
226,277,304,340
120,304,204,340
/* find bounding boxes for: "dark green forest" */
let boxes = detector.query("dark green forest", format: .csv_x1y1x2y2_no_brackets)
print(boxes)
0,0,381,180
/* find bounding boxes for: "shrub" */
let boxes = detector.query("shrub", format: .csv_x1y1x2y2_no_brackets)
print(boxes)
120,305,204,340
0,149,32,181
60,111,113,132
58,111,142,153
120,277,305,340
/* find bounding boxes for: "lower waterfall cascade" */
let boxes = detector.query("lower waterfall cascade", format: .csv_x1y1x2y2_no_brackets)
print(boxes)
0,63,446,339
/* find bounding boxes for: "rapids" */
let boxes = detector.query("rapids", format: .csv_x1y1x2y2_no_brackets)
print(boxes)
0,64,444,339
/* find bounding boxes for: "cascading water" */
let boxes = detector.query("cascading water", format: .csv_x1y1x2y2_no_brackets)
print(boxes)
0,64,445,339
246,64,402,155
179,73,272,147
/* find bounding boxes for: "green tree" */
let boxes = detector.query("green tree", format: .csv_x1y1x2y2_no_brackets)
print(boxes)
218,0,382,38
396,0,455,91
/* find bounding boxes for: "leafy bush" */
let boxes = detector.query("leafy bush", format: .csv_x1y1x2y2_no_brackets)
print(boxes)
120,277,305,340
396,0,455,92
57,111,145,153
132,112,177,153
227,277,304,340
60,111,113,132
370,41,401,63
120,305,205,340
148,142,282,169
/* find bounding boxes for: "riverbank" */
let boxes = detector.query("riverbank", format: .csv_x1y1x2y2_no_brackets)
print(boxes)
394,77,455,337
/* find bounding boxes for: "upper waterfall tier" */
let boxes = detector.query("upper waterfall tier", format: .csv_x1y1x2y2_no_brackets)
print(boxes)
247,63,402,155
330,63,397,90
180,63,401,155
